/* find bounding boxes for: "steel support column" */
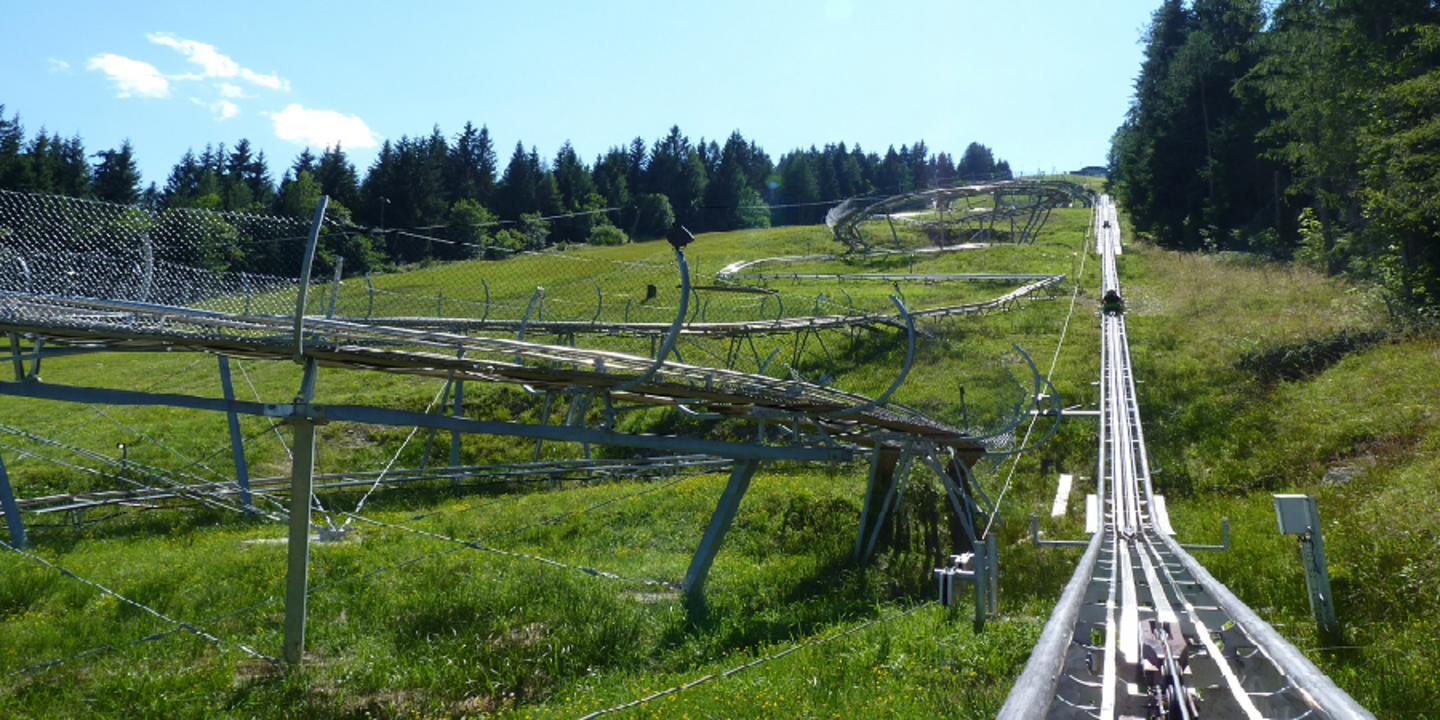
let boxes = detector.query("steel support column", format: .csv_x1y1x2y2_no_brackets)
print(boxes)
854,447,899,560
682,459,761,595
0,447,27,547
283,358,320,664
282,411,316,663
7,333,22,381
449,380,463,469
217,355,253,510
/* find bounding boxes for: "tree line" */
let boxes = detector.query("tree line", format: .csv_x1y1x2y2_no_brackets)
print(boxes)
1108,0,1440,310
0,105,1012,274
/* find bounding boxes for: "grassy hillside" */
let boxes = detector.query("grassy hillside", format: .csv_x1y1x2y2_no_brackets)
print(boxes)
1,211,1432,718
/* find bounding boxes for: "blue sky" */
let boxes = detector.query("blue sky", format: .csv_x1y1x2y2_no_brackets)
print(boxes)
3,0,1160,188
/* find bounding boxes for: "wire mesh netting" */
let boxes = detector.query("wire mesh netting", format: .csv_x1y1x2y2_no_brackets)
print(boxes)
0,189,313,318
0,189,1069,461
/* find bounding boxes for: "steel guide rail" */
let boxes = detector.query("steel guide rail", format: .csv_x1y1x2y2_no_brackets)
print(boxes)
998,196,1372,719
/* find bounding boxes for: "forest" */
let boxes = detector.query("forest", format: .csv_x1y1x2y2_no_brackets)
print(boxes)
1108,0,1440,311
0,109,1012,275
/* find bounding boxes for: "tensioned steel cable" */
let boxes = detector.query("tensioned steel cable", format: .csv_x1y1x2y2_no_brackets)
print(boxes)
0,434,253,517
981,217,1094,539
574,600,935,719
340,378,452,527
0,538,277,670
235,359,292,460
7,356,206,465
335,469,717,590
344,511,678,589
7,469,713,677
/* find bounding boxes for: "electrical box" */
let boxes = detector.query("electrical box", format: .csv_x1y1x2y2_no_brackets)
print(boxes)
1273,494,1315,535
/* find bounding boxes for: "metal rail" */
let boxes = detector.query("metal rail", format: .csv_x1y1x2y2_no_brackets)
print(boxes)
825,180,1087,250
998,196,1373,719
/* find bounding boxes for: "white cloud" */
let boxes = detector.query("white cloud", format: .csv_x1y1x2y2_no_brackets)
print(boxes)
189,97,240,120
217,83,248,99
269,104,379,149
148,33,237,77
48,58,71,73
240,68,288,91
87,53,171,98
146,32,290,91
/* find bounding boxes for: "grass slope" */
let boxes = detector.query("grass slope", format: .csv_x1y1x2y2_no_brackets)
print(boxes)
1,210,1432,718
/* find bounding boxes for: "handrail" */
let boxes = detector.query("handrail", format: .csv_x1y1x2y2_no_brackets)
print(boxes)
995,531,1104,720
1156,532,1376,719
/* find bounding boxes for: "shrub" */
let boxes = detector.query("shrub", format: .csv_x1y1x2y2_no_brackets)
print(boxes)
587,223,629,246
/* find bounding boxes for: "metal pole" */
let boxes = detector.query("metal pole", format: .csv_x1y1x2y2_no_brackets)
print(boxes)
27,338,41,380
1275,495,1339,640
326,256,344,318
7,333,23,382
217,356,253,510
986,532,999,615
365,273,374,319
853,448,886,558
972,535,988,632
0,447,28,547
449,379,463,472
683,459,761,595
283,410,316,663
283,358,320,664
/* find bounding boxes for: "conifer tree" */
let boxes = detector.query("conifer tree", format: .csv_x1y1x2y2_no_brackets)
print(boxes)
93,139,142,205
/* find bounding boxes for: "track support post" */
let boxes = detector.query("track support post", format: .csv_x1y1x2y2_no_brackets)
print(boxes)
449,379,463,475
683,459,761,596
217,356,253,510
283,359,321,663
0,447,28,547
1274,494,1340,640
282,410,316,663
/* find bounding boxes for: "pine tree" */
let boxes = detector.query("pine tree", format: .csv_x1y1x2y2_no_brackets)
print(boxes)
775,150,820,225
702,132,751,231
877,146,909,194
163,149,204,207
0,105,26,190
316,144,361,210
291,148,317,177
496,141,539,220
46,133,93,198
645,126,706,226
908,140,931,190
447,122,497,207
93,139,142,205
957,143,997,181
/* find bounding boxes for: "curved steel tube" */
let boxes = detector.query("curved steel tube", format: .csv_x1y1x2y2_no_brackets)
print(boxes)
968,346,1063,454
612,248,690,393
291,195,329,363
824,294,913,418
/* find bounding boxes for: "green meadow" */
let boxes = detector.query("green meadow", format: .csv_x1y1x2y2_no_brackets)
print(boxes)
2,203,1432,718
